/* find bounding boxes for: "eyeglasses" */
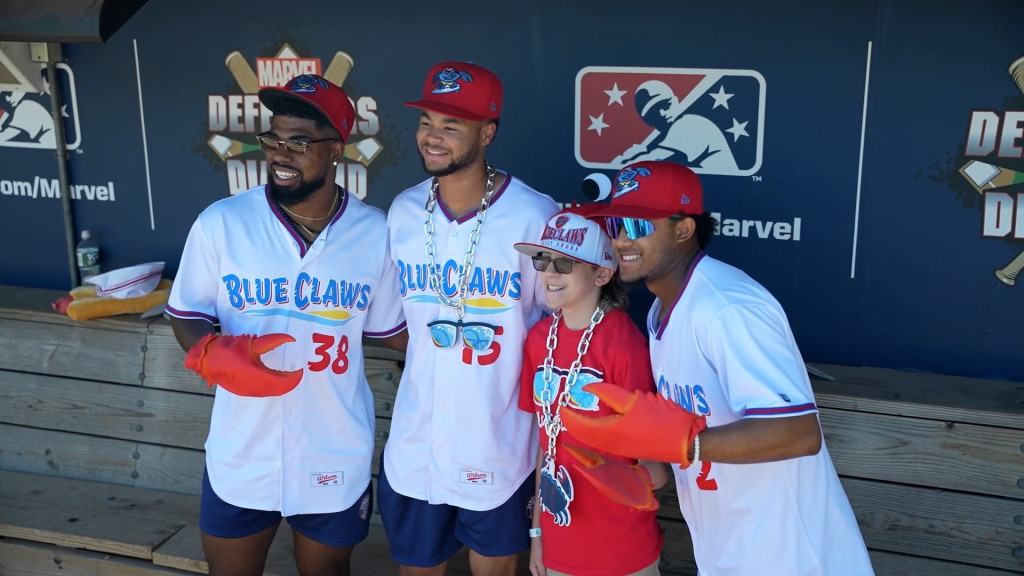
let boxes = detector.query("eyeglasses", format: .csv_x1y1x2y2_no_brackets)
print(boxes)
602,215,684,241
428,320,499,351
531,255,578,275
256,133,337,156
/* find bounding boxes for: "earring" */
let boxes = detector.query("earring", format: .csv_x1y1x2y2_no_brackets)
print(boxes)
332,160,338,166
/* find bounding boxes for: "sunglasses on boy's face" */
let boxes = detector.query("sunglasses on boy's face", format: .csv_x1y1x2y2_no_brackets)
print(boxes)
531,255,580,275
602,215,684,241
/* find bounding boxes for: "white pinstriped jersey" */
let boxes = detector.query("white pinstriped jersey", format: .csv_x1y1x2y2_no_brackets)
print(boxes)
648,253,873,576
167,185,405,516
384,172,558,510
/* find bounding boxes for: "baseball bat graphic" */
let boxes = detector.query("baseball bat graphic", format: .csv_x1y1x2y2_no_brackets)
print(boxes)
323,51,354,87
1010,56,1024,97
990,56,1024,287
209,133,381,165
344,136,383,165
960,60,1024,193
996,250,1024,286
208,134,261,161
959,160,1024,194
225,51,259,94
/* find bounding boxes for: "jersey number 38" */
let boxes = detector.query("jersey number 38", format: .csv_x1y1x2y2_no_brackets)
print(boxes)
309,333,350,375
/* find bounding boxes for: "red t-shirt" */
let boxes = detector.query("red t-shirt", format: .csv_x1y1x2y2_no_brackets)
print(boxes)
518,307,663,576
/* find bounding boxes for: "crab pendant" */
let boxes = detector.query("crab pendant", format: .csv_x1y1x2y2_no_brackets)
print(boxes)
539,454,574,527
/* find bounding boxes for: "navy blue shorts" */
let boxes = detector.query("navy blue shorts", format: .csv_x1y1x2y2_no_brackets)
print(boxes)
376,458,533,567
199,468,372,548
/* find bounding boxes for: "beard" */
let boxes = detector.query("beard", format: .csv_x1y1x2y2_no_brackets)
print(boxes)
420,144,481,177
267,164,328,207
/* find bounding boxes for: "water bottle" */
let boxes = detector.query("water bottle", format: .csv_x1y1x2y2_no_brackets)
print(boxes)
76,230,101,280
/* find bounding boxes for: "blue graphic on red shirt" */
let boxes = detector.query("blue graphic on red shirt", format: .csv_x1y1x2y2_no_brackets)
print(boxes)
533,368,601,411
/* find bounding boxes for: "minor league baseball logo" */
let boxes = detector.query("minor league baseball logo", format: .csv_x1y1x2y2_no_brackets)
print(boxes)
0,54,82,151
575,65,766,176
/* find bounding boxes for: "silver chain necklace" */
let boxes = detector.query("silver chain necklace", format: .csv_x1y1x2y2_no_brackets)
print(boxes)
535,302,606,527
539,303,607,459
423,164,496,319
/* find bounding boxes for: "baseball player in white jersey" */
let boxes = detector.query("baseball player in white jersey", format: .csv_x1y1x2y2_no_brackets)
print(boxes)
563,161,874,575
167,74,406,576
377,60,558,576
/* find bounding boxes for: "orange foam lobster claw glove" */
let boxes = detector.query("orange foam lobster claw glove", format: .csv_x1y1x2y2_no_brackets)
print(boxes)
564,443,658,512
561,382,707,467
185,333,303,397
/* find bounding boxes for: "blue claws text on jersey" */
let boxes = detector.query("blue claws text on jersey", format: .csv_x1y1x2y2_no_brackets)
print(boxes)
658,374,710,416
397,259,522,299
222,272,371,310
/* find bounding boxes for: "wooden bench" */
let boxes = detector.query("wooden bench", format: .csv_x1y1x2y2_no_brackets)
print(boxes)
808,364,1023,575
0,284,1021,575
0,285,403,575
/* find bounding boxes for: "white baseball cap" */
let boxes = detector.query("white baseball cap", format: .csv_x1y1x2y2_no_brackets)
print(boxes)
85,262,165,299
514,210,616,270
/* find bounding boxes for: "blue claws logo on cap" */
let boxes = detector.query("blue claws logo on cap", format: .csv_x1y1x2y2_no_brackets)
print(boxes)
613,165,653,198
288,74,329,93
431,67,474,94
554,215,570,228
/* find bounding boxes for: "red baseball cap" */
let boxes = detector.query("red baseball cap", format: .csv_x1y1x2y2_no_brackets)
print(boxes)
258,74,355,143
405,61,503,121
588,161,704,220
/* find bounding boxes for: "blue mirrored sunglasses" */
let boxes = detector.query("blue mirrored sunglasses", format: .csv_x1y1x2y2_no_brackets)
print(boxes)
602,215,684,240
428,320,499,351
602,216,656,240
